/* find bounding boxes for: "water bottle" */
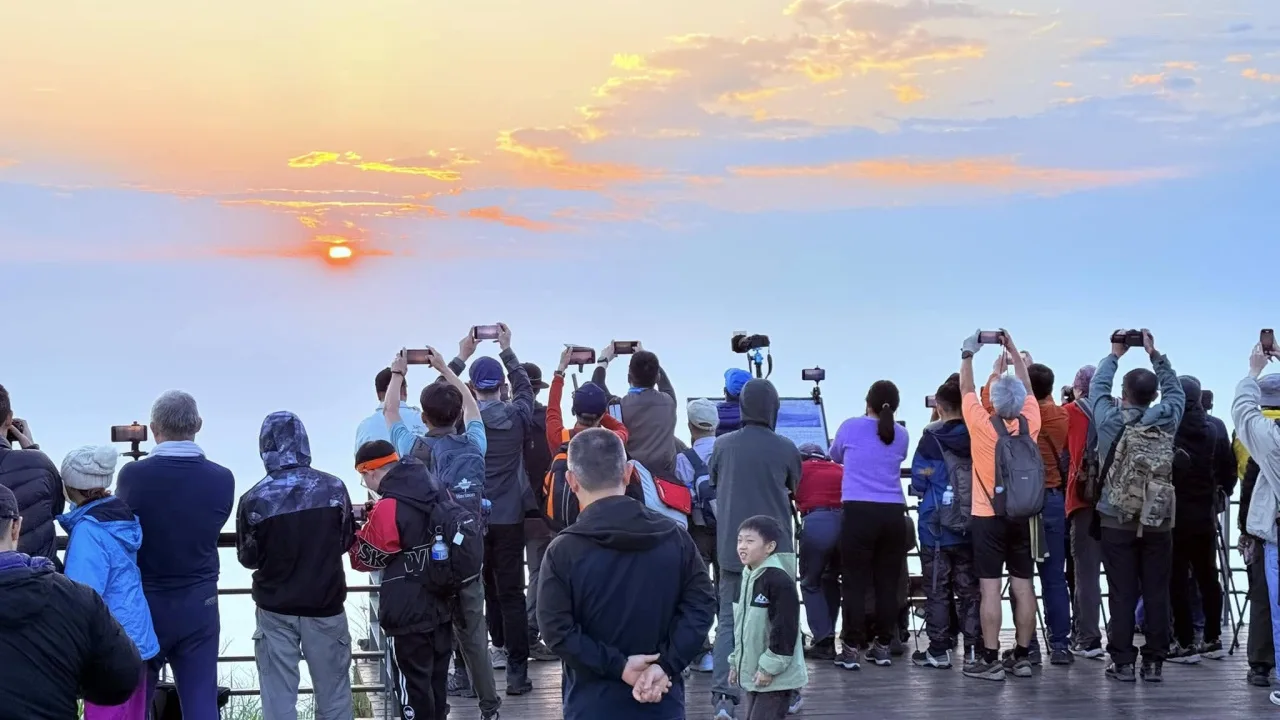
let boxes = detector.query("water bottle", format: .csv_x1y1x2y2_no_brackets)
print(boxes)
431,533,449,562
481,499,492,518
942,485,954,506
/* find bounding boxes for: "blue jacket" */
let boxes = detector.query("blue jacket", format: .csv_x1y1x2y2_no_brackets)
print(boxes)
910,419,971,548
58,496,160,660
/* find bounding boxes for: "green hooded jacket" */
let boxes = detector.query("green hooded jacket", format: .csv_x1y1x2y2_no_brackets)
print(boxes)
728,552,808,693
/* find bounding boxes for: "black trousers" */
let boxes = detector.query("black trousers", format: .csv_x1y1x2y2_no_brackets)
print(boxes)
388,624,453,720
1249,557,1275,668
1100,527,1172,665
742,690,791,720
840,501,906,647
483,522,530,662
1170,526,1222,646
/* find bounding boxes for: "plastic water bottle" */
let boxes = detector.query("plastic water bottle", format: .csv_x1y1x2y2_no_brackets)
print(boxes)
431,533,449,562
942,485,954,506
481,499,492,518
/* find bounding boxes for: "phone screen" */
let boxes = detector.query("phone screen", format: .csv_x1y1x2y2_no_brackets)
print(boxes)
110,425,147,443
977,331,1004,345
925,396,936,408
404,349,432,365
1263,329,1276,352
473,325,501,341
568,347,596,365
612,341,639,355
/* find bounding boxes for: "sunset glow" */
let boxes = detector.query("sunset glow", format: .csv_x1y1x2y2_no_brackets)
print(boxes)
327,245,353,260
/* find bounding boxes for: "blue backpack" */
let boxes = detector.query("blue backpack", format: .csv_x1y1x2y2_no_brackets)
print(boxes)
411,434,488,523
681,448,716,529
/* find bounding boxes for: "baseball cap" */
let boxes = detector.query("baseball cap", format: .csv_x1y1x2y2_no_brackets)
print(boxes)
469,357,505,391
572,382,608,417
687,398,719,431
724,368,752,398
1261,374,1280,408
522,362,550,391
0,484,18,522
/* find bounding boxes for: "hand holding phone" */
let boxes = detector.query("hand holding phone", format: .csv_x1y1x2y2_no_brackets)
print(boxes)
1263,329,1276,356
566,346,596,366
1110,329,1145,348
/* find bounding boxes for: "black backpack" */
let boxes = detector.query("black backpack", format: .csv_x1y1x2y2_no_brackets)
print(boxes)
681,448,716,529
411,434,487,522
990,415,1046,520
414,499,484,596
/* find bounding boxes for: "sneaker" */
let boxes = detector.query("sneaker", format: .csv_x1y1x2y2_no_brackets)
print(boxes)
1249,664,1273,687
447,671,476,698
695,652,715,673
962,655,1006,681
834,645,861,671
489,645,508,670
1166,643,1201,665
911,648,953,669
805,638,836,662
481,711,500,720
1026,646,1043,666
1050,648,1075,665
787,690,804,715
1000,650,1033,678
1106,662,1136,683
1270,691,1280,707
1199,640,1226,660
1141,660,1163,683
713,695,737,720
866,642,893,667
1071,639,1106,660
529,640,558,662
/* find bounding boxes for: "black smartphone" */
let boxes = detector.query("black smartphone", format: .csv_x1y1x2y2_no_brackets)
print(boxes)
110,424,148,443
404,349,433,365
472,325,501,341
1263,329,1276,354
567,346,596,365
925,395,936,408
977,330,1005,345
1110,329,1145,347
612,341,640,355
802,368,826,383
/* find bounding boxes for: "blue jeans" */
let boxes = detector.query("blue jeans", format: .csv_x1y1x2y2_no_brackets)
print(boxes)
1039,490,1071,650
798,509,841,644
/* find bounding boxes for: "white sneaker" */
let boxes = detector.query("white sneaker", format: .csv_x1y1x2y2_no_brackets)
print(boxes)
695,652,715,673
1270,690,1280,707
489,645,508,670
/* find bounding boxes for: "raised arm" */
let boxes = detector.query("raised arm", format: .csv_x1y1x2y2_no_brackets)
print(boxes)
656,365,675,401
384,351,409,431
1089,346,1122,431
1145,330,1186,430
1003,331,1033,394
428,347,481,425
497,324,535,425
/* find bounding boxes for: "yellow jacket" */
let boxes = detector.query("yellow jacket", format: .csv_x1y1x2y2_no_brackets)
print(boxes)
1235,408,1280,477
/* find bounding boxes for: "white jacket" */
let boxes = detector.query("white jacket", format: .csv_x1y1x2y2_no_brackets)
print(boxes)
1233,376,1280,544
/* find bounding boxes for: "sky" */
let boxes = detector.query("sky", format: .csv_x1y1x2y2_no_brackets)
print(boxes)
2,0,1279,651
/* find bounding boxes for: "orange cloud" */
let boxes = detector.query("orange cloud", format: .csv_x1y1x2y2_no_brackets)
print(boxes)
460,207,559,232
285,150,464,181
496,130,652,190
1243,68,1280,84
351,161,460,181
1129,73,1164,86
1163,61,1197,71
890,84,926,104
0,158,19,169
222,198,444,216
297,215,322,228
1226,53,1253,63
728,157,1184,192
287,151,342,168
1053,81,1073,88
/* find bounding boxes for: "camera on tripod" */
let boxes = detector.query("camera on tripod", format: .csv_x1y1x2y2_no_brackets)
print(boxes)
731,331,771,354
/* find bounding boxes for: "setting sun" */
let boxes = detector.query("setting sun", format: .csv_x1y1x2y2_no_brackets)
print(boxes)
327,245,353,260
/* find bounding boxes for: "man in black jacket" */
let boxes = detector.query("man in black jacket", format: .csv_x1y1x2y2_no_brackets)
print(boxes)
0,484,142,719
520,362,557,661
237,411,355,720
0,385,64,566
538,428,715,720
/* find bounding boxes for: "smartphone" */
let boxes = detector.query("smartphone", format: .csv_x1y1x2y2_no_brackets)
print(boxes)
472,325,501,341
612,341,640,355
352,505,367,523
567,346,596,365
896,420,907,428
977,330,1005,345
802,368,826,383
1263,329,1276,354
1110,329,1145,347
925,395,936,408
403,349,433,365
110,424,148,443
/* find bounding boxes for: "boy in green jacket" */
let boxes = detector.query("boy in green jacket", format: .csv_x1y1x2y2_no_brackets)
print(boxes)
728,515,808,720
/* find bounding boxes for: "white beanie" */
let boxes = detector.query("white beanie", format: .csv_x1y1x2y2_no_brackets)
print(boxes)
61,445,119,491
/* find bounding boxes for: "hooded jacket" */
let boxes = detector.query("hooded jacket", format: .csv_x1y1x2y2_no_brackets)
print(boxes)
910,419,972,548
59,496,160,661
1235,407,1280,538
537,495,714,720
1234,377,1280,544
236,412,354,618
709,380,802,574
1171,378,1237,534
0,551,142,719
728,552,808,694
0,439,64,564
350,458,455,635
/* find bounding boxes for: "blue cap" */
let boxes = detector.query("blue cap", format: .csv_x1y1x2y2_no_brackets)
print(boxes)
469,357,505,391
725,368,752,398
573,382,609,417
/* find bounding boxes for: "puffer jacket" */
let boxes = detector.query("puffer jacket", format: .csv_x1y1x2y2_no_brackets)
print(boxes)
236,411,354,617
0,439,64,564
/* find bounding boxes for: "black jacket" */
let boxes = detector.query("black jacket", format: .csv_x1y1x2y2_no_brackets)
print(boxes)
1172,384,1236,533
0,551,142,719
524,402,552,513
237,412,354,617
537,496,715,720
0,440,64,564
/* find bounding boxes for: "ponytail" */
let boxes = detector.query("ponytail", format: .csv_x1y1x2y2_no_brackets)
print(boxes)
877,403,895,445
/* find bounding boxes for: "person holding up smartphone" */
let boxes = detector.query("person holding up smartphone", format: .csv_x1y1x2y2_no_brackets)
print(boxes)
0,383,64,567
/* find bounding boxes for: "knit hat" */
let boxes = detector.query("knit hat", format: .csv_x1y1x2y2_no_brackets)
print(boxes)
1261,374,1280,408
61,445,119,491
687,399,719,431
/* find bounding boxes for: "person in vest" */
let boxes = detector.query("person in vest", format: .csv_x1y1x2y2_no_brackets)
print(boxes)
792,442,842,662
728,515,808,720
1234,345,1280,703
237,412,355,720
0,384,64,567
1235,372,1280,686
676,399,720,672
116,390,234,720
592,345,678,480
958,329,1041,681
382,349,501,720
1088,329,1185,683
910,377,979,669
717,369,751,438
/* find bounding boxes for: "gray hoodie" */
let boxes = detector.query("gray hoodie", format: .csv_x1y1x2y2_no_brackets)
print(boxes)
709,379,802,574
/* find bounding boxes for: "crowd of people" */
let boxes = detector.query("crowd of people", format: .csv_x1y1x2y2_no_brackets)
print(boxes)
2,324,1280,720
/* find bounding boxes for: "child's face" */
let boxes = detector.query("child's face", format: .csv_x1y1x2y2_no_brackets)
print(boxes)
737,529,775,568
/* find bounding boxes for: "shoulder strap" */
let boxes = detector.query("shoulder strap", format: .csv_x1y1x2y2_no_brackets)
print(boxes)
990,416,1010,438
681,447,709,475
1017,415,1028,436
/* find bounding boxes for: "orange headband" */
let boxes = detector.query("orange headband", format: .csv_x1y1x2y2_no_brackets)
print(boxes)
356,453,399,474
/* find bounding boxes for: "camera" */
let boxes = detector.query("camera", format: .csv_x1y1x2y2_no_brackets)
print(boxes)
802,368,826,383
472,325,501,341
731,331,770,354
110,423,148,443
403,349,433,365
977,330,1006,345
925,395,936,409
566,346,596,366
1263,329,1276,354
612,341,640,355
1110,329,1145,347
1061,386,1076,404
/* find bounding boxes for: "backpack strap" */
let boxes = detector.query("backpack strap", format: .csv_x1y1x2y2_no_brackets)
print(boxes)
1016,415,1028,436
990,416,1010,437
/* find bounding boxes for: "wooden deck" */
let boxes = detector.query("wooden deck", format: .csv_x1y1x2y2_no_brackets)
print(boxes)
443,632,1273,719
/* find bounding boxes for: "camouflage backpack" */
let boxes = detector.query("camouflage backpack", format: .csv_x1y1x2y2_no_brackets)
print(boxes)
1100,420,1176,529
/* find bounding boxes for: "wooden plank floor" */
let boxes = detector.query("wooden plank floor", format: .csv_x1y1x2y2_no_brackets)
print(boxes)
444,632,1274,719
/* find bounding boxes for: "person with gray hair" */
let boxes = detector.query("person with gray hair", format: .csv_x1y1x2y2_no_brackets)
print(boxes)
117,390,235,720
1065,363,1107,660
537,428,715,720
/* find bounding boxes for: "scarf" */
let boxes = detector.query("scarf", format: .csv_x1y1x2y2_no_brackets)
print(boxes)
152,440,205,458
